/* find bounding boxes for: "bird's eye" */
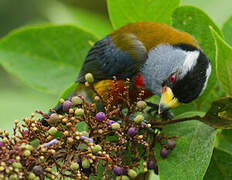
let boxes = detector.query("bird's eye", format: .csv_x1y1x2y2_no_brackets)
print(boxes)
170,74,176,83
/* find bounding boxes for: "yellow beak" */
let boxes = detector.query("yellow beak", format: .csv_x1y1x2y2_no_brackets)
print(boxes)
158,86,181,114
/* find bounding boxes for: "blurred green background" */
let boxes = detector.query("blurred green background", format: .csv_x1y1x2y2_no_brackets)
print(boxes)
0,0,231,132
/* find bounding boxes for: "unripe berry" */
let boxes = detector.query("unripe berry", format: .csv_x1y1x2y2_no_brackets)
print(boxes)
111,123,120,130
82,159,90,169
134,115,144,124
160,148,169,158
128,169,137,178
81,131,89,137
71,96,82,105
33,165,44,176
122,176,129,180
28,172,36,180
167,139,176,149
75,108,84,116
94,96,100,101
92,145,102,153
96,112,106,122
49,113,59,124
85,73,94,83
113,166,123,176
70,162,79,171
12,162,22,169
62,100,72,113
48,127,57,136
127,127,138,137
9,174,18,180
23,150,31,156
137,101,147,109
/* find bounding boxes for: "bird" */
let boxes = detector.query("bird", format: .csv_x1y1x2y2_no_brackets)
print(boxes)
42,21,211,125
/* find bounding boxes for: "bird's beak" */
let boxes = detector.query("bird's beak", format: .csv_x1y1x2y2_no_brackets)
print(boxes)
158,86,181,114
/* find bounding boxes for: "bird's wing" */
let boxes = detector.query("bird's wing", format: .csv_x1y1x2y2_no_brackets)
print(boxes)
77,33,147,82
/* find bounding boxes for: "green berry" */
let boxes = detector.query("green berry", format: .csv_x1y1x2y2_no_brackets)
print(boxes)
128,169,137,178
48,127,57,136
122,176,130,180
92,145,102,153
134,115,144,124
70,162,79,171
111,123,120,130
12,162,22,169
24,150,31,156
85,73,94,83
28,172,36,180
9,174,18,180
81,131,89,137
137,101,147,109
82,159,90,169
75,108,84,116
71,96,82,105
26,144,34,151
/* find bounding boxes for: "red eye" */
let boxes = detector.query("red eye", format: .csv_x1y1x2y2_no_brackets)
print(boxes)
170,74,175,83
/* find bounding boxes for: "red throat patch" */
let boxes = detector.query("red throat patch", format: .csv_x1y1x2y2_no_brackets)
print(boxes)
134,74,146,88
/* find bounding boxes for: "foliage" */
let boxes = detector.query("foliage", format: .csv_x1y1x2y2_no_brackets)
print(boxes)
0,0,232,179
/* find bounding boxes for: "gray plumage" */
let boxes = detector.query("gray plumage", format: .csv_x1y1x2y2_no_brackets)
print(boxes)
141,44,195,95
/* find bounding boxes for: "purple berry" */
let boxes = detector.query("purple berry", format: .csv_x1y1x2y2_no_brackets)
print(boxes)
147,160,156,170
33,165,44,176
154,165,158,175
62,100,72,113
160,148,169,158
96,112,106,122
127,127,138,137
113,166,123,176
107,120,115,126
167,139,176,149
0,141,4,147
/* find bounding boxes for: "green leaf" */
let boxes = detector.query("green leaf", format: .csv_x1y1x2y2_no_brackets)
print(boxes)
172,6,222,106
0,25,98,95
156,111,215,180
57,82,78,103
204,148,232,180
203,97,232,129
45,1,112,38
76,121,89,132
215,129,232,155
107,0,180,29
211,28,232,96
96,160,105,180
222,16,232,46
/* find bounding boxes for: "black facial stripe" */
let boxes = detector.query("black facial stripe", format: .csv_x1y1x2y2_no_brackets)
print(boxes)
171,46,211,103
173,43,199,51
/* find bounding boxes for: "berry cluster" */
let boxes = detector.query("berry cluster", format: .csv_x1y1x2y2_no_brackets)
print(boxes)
0,74,177,179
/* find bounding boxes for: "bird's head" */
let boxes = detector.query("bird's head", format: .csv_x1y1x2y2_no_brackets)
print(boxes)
157,44,211,114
